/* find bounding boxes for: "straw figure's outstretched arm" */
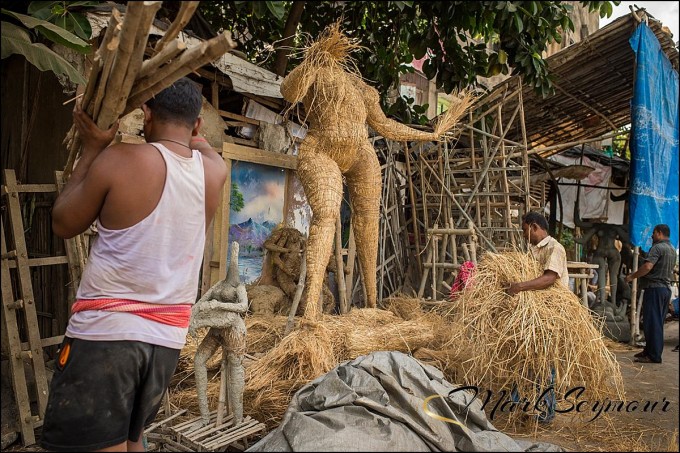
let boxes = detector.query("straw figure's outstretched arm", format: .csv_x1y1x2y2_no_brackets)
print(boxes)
280,63,316,105
363,85,474,141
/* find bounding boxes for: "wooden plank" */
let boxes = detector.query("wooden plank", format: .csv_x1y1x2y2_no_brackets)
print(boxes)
4,184,58,193
7,256,69,269
144,409,187,434
222,143,297,170
20,335,64,350
218,158,233,281
1,222,36,446
219,109,260,126
4,170,49,419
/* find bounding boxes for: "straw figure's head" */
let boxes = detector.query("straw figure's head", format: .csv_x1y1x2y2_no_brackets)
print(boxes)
299,21,363,74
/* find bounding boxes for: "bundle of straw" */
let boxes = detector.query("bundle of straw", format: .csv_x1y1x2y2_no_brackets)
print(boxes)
243,307,443,427
448,251,624,420
63,1,235,177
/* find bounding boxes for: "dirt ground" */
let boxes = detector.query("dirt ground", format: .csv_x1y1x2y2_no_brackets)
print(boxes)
6,321,679,452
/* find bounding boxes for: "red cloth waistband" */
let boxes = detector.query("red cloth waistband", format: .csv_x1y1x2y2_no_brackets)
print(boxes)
72,299,192,328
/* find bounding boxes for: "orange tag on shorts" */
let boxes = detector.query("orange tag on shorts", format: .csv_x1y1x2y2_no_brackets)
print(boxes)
58,342,71,368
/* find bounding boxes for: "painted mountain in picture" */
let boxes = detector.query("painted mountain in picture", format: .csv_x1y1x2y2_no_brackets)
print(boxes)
229,218,276,255
227,161,286,282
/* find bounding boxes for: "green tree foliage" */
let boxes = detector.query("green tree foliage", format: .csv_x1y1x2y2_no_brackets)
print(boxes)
1,1,97,84
199,1,619,119
230,182,245,212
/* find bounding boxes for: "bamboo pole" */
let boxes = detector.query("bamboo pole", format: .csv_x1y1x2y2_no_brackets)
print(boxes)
346,222,356,308
404,144,423,274
497,104,514,246
129,42,209,100
629,246,640,345
97,1,148,129
335,214,348,314
113,1,163,117
139,39,187,79
124,32,235,115
153,1,200,55
285,250,306,336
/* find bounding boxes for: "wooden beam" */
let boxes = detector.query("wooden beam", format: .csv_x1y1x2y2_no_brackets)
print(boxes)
222,143,297,170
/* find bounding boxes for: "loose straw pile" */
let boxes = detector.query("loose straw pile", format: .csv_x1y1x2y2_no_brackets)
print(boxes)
448,251,625,420
242,308,442,426
63,1,235,177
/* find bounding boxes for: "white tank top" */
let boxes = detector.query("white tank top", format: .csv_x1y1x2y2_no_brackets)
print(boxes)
67,143,206,349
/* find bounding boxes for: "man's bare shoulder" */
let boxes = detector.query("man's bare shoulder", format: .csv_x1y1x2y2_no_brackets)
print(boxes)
97,142,157,161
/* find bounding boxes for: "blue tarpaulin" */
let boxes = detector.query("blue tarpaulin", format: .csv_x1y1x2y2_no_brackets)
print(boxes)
629,23,679,251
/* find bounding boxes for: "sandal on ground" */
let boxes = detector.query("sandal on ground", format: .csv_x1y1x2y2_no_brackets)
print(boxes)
634,356,661,363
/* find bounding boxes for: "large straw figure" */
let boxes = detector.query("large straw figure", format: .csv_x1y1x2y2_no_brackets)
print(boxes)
281,23,473,318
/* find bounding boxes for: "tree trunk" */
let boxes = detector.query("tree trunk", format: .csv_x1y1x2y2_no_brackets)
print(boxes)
273,1,306,77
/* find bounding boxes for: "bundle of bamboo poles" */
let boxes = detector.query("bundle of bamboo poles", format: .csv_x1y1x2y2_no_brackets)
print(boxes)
63,1,235,177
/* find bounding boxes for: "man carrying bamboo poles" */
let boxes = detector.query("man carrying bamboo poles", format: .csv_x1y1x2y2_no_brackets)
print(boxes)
41,78,227,452
506,211,569,424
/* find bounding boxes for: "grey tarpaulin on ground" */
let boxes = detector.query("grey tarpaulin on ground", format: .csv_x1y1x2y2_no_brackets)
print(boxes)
247,351,562,452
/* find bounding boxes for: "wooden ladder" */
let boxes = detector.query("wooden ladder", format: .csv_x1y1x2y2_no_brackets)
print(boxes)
1,169,91,446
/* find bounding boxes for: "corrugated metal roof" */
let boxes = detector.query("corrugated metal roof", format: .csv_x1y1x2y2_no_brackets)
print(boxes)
473,11,678,155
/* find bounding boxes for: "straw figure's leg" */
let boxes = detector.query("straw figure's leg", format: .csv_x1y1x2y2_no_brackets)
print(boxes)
223,319,246,424
344,141,382,308
297,136,343,320
194,329,221,425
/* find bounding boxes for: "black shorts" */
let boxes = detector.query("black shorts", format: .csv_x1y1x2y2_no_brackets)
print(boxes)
40,337,180,452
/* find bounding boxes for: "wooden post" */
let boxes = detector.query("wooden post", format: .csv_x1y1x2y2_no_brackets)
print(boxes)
218,158,233,281
346,223,356,309
285,250,306,336
216,359,229,426
629,246,640,345
581,275,588,308
404,144,423,275
335,215,348,314
431,232,438,299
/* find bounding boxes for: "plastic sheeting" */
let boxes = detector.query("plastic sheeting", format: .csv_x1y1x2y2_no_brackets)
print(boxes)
629,23,679,251
247,351,562,452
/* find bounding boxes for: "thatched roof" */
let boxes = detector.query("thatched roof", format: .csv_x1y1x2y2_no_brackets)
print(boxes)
477,10,678,155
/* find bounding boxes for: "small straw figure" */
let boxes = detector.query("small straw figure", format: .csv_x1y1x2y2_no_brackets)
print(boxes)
263,225,336,314
190,242,247,426
281,23,474,319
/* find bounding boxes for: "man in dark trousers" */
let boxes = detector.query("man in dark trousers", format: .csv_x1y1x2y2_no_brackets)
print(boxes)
625,224,677,364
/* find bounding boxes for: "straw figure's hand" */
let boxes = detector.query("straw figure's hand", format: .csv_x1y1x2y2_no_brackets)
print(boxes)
363,84,474,143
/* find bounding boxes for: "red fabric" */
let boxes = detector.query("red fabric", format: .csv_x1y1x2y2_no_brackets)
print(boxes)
72,299,192,328
449,261,476,301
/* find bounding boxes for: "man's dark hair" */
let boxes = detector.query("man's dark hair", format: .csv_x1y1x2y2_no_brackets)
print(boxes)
144,77,202,127
522,211,549,232
654,224,671,237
